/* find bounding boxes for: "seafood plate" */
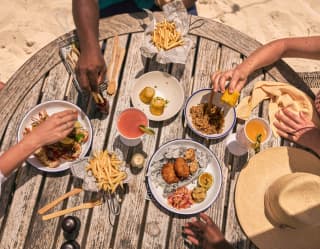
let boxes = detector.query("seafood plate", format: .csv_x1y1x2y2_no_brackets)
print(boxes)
146,139,222,215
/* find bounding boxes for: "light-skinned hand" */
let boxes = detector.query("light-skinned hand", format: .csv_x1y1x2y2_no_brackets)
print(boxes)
274,108,317,147
75,48,106,92
24,109,78,149
183,213,233,249
211,65,249,94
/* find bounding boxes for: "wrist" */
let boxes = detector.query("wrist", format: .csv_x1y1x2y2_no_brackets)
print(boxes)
20,135,42,153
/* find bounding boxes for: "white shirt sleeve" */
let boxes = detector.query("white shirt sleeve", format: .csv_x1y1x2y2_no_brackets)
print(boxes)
0,170,7,195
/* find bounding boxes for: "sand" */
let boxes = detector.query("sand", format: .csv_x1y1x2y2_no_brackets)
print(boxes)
0,0,320,83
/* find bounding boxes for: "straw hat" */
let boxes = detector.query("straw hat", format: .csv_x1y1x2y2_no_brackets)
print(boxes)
235,147,320,249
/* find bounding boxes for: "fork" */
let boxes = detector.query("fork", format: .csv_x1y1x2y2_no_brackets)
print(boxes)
42,200,102,221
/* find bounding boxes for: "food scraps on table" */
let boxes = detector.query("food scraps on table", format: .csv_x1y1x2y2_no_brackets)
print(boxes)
86,150,127,193
24,110,89,168
151,19,184,51
190,103,224,134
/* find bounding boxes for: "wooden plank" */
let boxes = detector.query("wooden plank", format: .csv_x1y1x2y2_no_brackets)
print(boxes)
80,35,130,249
224,69,264,249
225,173,257,249
0,77,44,240
141,34,197,249
167,37,220,249
19,62,72,249
0,62,70,249
206,46,242,234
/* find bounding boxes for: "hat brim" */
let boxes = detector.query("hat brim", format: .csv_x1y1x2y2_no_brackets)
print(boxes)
235,147,320,249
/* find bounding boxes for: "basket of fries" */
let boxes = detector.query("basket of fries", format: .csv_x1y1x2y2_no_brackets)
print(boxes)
140,0,193,64
70,150,130,193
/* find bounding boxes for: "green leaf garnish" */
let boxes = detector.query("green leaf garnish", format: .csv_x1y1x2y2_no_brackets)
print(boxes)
254,134,262,154
75,133,85,142
139,125,155,135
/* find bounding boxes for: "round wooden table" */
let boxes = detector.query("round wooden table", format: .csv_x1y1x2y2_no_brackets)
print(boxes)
0,13,313,249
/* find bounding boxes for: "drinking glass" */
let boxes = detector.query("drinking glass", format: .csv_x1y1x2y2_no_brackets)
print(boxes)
226,117,272,156
117,108,148,147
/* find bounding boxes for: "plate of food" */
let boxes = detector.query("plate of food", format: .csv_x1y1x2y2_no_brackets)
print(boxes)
146,139,222,215
184,88,236,139
130,71,185,121
17,100,93,172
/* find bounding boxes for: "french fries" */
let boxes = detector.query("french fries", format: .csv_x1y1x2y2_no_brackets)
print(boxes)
151,19,184,51
86,150,127,193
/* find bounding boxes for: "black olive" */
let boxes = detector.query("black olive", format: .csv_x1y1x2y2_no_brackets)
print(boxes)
60,240,80,249
62,216,80,234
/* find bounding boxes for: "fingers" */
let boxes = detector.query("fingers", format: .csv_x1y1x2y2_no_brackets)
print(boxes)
188,219,207,231
211,72,221,92
77,68,92,92
88,68,100,92
200,213,214,226
53,110,78,124
186,235,200,246
274,110,300,131
183,227,197,237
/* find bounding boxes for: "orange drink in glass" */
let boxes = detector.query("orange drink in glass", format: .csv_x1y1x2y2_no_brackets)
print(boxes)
227,117,271,156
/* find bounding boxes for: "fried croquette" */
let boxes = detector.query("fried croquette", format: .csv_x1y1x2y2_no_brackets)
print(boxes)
174,157,190,179
184,148,195,161
161,162,179,184
189,160,199,174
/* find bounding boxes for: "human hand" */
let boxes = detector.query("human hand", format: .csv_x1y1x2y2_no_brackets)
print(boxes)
25,109,78,149
211,65,249,93
183,213,232,249
75,47,106,92
274,108,317,148
315,90,320,115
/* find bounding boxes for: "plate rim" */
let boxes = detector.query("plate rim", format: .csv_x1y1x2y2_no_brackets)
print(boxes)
146,138,222,215
184,88,236,139
17,100,93,173
130,71,185,121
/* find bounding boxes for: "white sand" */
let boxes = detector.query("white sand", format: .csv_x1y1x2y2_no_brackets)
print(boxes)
0,0,320,83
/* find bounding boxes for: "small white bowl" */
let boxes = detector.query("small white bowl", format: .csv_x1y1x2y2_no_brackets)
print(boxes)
130,71,185,121
184,88,236,139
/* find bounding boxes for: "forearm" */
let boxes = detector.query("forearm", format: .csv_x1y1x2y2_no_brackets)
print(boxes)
239,36,320,76
181,0,196,9
72,0,100,52
0,137,40,177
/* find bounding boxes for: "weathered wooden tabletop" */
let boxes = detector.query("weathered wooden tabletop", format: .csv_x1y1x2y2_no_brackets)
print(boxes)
0,13,314,249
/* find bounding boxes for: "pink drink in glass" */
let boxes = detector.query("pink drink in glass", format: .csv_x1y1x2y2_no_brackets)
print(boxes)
117,108,148,141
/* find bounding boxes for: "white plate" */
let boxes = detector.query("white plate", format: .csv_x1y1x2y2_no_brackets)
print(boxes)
17,100,93,173
146,139,222,215
130,71,185,121
184,88,236,139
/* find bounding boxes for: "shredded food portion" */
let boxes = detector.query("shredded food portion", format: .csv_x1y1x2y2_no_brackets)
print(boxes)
190,103,224,134
167,186,193,209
